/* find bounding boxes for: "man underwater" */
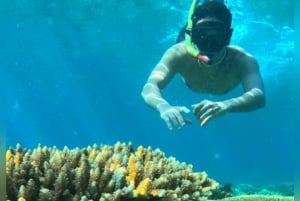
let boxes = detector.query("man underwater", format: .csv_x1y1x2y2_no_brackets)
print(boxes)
141,0,266,130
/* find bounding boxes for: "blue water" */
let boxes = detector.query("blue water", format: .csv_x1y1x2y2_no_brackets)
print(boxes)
1,0,296,185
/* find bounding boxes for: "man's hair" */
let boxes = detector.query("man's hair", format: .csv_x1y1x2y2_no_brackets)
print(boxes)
175,1,232,43
192,2,232,29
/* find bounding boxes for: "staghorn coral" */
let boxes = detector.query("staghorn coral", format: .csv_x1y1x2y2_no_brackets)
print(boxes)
6,142,219,201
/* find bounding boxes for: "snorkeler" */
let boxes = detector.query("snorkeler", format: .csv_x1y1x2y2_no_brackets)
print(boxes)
141,0,265,130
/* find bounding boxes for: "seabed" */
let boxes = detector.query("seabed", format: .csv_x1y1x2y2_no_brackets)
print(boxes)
209,194,294,201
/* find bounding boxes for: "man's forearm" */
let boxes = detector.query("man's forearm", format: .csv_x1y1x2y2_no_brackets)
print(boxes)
223,88,266,112
141,83,170,112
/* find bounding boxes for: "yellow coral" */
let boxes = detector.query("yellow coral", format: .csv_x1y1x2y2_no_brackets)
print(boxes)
89,149,97,161
105,157,121,170
136,146,145,157
6,149,13,161
126,153,137,186
18,197,26,201
112,157,121,170
14,152,21,165
104,161,110,169
134,178,152,197
150,189,166,197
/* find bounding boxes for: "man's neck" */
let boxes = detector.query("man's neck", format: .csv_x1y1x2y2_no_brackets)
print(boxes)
200,47,227,67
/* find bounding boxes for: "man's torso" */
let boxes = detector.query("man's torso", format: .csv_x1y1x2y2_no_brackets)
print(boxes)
176,45,245,94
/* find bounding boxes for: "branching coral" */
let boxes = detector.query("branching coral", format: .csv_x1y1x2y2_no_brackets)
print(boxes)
6,142,219,201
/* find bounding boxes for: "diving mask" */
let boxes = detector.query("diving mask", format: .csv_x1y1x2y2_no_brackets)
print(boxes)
192,19,232,52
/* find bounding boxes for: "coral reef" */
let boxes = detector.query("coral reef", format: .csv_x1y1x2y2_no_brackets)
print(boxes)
6,142,219,201
209,183,233,199
232,183,294,196
208,194,294,201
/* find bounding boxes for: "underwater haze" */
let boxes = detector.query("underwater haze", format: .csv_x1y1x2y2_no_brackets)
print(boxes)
1,0,296,185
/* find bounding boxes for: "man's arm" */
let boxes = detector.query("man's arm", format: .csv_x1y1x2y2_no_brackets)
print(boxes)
224,53,266,112
141,44,191,129
192,53,266,126
141,45,182,111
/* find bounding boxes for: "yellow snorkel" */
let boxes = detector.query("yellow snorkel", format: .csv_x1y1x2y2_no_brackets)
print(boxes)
185,0,210,63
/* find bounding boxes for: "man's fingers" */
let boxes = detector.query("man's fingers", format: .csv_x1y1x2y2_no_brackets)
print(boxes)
162,106,193,130
198,103,214,116
184,118,193,124
193,102,214,117
199,106,216,125
192,100,209,113
163,116,173,130
175,106,190,114
200,115,213,126
174,110,187,128
192,103,201,113
200,107,215,119
175,107,192,127
171,113,183,129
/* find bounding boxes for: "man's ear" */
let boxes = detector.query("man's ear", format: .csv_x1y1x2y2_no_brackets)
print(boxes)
176,24,188,43
228,28,233,37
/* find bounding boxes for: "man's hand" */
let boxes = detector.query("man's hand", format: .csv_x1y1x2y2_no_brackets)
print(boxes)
192,100,231,126
158,104,192,130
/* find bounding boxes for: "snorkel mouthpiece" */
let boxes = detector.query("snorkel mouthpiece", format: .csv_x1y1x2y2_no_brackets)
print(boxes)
185,0,210,63
197,54,210,63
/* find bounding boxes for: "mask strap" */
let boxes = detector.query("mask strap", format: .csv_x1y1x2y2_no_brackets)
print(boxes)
185,0,210,63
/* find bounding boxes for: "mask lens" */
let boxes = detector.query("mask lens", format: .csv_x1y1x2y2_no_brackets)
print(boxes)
194,21,224,36
192,20,228,52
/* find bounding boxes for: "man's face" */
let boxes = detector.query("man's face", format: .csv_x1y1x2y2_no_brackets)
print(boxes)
192,18,230,53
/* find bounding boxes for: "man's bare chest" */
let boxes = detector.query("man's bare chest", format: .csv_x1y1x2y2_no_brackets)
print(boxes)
179,62,240,94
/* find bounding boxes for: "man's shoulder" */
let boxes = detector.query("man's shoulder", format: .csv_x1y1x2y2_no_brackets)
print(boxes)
227,45,257,62
227,45,259,72
228,45,254,57
162,42,190,62
169,42,188,53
